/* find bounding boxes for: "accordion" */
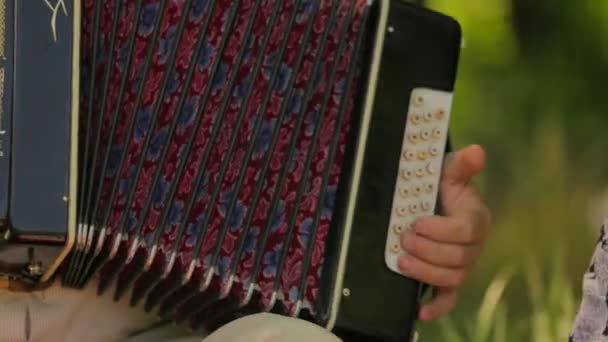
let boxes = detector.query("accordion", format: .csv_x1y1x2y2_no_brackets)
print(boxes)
0,0,461,341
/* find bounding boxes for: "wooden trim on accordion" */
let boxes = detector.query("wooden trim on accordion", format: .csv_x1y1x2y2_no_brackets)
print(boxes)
41,0,80,283
326,0,389,331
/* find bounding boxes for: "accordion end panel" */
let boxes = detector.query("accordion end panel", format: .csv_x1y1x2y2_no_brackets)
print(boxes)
0,0,80,289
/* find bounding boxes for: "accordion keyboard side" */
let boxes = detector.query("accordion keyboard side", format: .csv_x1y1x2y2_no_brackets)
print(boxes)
323,2,462,341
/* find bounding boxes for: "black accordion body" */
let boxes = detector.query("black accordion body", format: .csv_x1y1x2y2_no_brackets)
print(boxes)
0,0,461,341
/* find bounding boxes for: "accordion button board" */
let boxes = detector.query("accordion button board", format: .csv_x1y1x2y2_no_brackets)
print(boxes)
385,88,453,274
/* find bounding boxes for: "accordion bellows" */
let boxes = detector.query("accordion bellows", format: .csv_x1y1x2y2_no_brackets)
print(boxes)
71,0,368,325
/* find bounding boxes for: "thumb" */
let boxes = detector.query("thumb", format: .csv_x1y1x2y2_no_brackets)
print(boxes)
441,144,486,186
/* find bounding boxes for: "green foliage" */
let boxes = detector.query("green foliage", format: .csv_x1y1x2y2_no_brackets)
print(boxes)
430,259,575,341
410,0,608,340
436,267,513,342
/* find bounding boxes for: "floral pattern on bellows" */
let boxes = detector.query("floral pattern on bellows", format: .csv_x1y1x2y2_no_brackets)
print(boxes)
85,0,370,317
95,0,163,231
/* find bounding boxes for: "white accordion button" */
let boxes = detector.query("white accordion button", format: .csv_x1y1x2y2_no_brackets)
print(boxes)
396,207,408,217
424,111,434,122
409,132,420,144
432,127,442,138
410,113,422,125
401,168,413,180
393,224,405,235
413,185,422,197
420,129,431,141
402,149,415,161
390,242,401,254
409,203,419,214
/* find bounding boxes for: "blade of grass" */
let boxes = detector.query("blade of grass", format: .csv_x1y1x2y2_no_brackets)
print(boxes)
474,267,515,342
438,316,465,342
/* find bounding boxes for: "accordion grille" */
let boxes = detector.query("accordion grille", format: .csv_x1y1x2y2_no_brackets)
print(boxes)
68,0,371,326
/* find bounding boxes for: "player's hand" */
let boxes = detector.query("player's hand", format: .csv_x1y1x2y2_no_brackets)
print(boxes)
397,144,491,321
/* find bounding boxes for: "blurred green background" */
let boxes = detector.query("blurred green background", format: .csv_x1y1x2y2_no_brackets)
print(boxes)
411,0,608,340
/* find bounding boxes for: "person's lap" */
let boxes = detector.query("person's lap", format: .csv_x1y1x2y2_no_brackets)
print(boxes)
0,277,342,342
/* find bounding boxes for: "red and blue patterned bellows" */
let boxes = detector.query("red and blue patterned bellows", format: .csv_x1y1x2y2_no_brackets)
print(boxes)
66,0,370,329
